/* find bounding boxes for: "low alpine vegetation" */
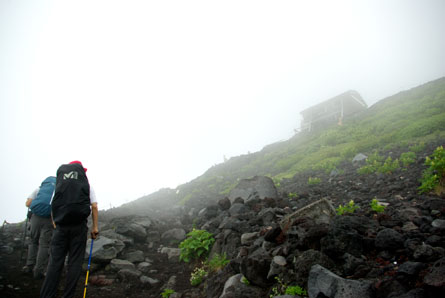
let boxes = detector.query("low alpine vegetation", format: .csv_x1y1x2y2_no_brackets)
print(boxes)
400,151,416,167
205,253,229,272
370,198,386,213
241,276,250,285
190,266,207,286
161,288,175,298
270,276,307,297
307,177,321,185
418,146,445,195
336,200,359,215
357,152,401,174
287,192,298,200
179,229,215,263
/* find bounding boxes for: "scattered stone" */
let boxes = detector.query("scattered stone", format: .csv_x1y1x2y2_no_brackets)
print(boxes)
241,232,258,246
218,197,231,210
431,219,445,230
140,275,160,286
375,228,404,251
352,153,368,164
267,255,287,279
228,176,278,204
160,247,181,262
161,228,186,245
424,257,445,287
110,259,136,271
123,250,145,263
308,264,374,298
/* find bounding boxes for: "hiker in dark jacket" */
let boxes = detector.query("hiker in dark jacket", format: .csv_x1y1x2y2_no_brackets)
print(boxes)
40,161,99,298
23,177,56,279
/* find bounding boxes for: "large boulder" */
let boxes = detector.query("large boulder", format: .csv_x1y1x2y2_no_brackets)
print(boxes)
123,250,145,263
240,247,273,287
161,228,186,245
267,256,287,279
375,228,404,251
219,274,265,298
424,257,445,288
110,259,136,271
308,264,374,298
115,223,147,242
86,236,125,263
293,249,336,286
320,215,374,259
160,247,181,262
228,176,278,204
280,198,336,229
198,205,219,219
100,229,134,246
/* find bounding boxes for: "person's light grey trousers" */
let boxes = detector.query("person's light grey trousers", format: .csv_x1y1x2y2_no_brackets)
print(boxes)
26,214,54,275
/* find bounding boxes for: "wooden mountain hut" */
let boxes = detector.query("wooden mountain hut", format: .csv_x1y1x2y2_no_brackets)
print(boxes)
300,90,367,132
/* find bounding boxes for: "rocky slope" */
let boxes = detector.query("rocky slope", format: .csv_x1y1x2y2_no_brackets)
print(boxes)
1,140,444,298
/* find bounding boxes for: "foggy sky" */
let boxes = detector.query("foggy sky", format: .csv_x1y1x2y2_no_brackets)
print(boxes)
1,0,445,223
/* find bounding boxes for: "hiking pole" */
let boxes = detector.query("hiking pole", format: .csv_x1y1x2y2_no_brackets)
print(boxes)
19,208,30,266
83,239,94,298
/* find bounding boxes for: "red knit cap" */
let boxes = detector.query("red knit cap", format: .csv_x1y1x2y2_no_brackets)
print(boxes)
69,160,87,172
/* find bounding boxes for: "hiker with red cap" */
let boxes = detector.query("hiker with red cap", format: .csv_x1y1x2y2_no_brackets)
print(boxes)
40,161,99,298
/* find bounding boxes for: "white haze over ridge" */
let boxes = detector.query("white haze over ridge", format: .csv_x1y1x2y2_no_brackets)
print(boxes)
1,0,444,223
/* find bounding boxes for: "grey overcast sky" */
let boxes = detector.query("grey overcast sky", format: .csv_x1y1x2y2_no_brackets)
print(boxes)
1,0,445,223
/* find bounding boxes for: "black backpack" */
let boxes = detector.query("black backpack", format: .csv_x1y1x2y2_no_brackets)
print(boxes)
52,163,91,225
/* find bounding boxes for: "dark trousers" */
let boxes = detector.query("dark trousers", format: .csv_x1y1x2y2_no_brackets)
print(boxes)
40,222,87,298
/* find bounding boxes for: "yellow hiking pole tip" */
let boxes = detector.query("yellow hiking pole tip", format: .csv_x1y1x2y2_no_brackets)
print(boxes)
83,239,94,298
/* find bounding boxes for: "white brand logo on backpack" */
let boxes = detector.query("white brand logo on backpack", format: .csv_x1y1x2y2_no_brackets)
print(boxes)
63,171,78,180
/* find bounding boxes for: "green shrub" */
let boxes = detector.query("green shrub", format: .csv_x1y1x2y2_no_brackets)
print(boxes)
336,200,359,215
288,192,298,199
370,198,386,213
241,276,250,285
285,285,308,296
377,157,400,174
206,253,229,272
161,289,175,298
357,151,384,174
418,146,445,194
308,177,321,185
400,151,416,167
409,142,426,153
179,229,215,262
270,276,307,297
190,266,207,286
358,153,400,174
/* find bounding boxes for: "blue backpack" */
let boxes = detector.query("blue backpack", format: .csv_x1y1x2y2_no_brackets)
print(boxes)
30,176,56,218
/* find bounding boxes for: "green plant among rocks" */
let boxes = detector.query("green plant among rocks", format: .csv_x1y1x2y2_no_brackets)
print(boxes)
357,152,401,174
190,266,207,286
205,253,230,272
161,288,175,298
336,200,359,215
241,276,250,285
270,276,307,297
377,156,400,174
400,151,416,167
370,198,386,213
409,142,426,153
308,177,321,185
179,229,215,263
288,192,298,200
285,285,308,296
418,145,445,195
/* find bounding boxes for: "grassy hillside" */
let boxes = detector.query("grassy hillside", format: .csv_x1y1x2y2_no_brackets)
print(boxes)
107,77,445,217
